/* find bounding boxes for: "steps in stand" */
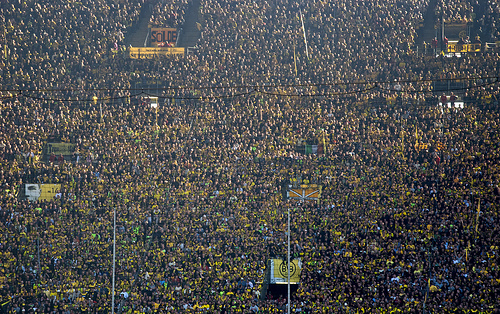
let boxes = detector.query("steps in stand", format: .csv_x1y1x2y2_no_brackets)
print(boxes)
177,0,202,48
125,1,157,47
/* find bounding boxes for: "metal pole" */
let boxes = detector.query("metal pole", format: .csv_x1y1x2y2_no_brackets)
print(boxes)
111,207,116,314
144,28,150,47
441,16,445,50
37,227,41,283
287,207,290,314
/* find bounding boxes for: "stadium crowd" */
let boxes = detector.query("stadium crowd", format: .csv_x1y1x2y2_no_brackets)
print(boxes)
480,0,500,42
436,0,473,24
1,0,500,313
149,0,189,28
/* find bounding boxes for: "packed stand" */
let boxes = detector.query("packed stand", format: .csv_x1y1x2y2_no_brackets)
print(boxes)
0,0,142,92
196,0,429,88
435,0,474,23
0,0,500,313
149,0,191,28
477,0,500,42
1,88,499,313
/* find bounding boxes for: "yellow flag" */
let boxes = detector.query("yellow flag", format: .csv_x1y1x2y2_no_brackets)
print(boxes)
415,126,418,144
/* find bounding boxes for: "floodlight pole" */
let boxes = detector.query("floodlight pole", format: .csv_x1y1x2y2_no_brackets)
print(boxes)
287,206,291,314
111,206,116,314
37,227,41,283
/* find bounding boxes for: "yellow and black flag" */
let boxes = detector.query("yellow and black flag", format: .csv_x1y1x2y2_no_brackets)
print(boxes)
435,141,445,151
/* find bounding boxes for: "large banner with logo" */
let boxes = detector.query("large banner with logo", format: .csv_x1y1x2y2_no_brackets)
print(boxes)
151,28,177,47
287,184,322,201
270,258,302,284
128,47,185,59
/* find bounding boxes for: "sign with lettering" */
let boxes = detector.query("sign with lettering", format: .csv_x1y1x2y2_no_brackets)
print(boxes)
25,184,61,201
151,28,177,47
128,47,185,59
46,143,75,156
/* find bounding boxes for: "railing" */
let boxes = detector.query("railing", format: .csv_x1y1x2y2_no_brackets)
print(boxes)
144,27,151,47
417,42,499,56
176,28,182,47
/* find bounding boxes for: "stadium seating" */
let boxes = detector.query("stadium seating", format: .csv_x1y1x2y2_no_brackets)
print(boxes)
0,0,499,312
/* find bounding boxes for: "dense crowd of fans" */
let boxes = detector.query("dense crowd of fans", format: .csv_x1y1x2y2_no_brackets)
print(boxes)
436,0,500,42
1,0,500,312
481,0,500,42
436,0,473,24
149,0,189,28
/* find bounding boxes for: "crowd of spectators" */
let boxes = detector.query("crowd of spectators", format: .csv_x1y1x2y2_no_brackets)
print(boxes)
0,0,144,93
1,0,500,312
435,0,499,44
435,0,473,24
436,0,500,43
149,0,190,28
478,0,500,42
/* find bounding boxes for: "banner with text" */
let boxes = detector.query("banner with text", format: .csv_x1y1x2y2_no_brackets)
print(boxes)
129,47,185,59
46,143,75,156
151,28,177,47
25,184,61,201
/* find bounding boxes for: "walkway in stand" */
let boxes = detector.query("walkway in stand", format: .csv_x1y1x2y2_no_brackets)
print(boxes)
125,1,158,47
177,0,202,48
416,0,438,50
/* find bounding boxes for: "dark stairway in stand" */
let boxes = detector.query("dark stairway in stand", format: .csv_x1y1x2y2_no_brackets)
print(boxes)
177,0,202,48
125,1,158,47
416,0,438,50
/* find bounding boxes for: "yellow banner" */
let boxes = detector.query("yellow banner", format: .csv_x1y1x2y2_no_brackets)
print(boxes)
46,143,75,156
151,28,177,47
448,43,481,53
287,184,322,201
270,258,302,284
25,184,61,201
128,47,185,59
